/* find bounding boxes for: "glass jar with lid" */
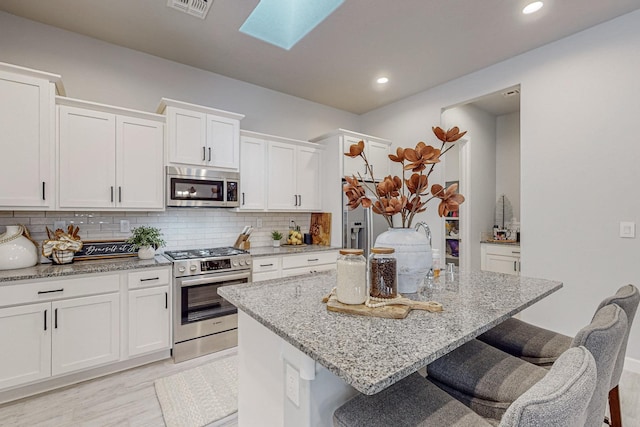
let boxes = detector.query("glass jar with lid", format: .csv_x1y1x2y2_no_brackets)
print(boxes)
369,247,397,299
336,249,367,304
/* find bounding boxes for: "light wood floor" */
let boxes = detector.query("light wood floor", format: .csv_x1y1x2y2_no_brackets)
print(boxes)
0,346,637,427
0,348,238,427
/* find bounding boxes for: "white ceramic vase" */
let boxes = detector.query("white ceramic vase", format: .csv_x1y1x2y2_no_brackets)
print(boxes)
0,225,39,270
374,227,432,294
137,245,156,260
273,240,281,247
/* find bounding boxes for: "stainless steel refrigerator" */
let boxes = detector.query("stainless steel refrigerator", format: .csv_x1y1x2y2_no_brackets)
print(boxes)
342,182,389,258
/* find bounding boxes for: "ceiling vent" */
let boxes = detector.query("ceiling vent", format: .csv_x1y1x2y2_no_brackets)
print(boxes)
167,0,212,19
502,88,520,97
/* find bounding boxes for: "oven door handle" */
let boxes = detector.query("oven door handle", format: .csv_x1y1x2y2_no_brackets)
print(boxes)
179,272,250,287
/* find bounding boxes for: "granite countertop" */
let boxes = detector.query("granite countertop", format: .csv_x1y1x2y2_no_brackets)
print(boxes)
481,240,521,246
218,269,562,395
249,244,341,258
0,255,171,283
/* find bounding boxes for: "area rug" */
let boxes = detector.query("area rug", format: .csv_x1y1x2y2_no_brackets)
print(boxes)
155,354,238,427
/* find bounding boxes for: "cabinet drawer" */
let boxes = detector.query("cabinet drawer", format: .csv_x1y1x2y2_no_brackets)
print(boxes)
483,244,521,257
281,263,336,278
0,274,120,308
252,257,281,273
127,267,171,289
282,251,338,270
252,271,282,282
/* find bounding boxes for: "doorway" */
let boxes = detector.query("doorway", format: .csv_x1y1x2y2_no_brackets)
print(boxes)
441,86,521,270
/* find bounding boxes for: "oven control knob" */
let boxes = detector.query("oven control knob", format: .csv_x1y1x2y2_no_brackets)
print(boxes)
178,266,186,273
239,260,246,266
246,259,252,265
190,265,197,271
233,261,239,267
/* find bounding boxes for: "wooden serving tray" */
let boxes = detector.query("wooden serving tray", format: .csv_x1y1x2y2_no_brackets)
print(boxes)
322,294,443,319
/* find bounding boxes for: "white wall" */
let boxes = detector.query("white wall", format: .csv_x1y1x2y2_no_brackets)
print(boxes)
362,10,640,361
0,12,359,141
496,112,521,222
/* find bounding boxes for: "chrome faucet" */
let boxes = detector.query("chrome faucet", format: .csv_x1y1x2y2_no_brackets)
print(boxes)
415,222,432,247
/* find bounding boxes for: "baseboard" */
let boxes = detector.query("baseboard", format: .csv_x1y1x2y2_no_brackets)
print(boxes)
624,356,640,375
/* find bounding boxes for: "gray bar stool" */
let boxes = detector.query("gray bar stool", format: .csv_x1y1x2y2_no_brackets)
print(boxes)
477,284,639,426
333,346,596,427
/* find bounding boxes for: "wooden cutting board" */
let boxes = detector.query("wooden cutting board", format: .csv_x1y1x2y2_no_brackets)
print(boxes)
323,294,443,319
310,213,331,246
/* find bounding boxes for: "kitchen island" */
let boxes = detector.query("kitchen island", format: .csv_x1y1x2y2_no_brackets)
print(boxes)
219,269,562,427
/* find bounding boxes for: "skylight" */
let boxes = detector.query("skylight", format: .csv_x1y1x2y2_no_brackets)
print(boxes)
239,0,345,50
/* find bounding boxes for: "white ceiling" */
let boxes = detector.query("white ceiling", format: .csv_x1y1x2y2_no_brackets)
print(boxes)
1,0,639,114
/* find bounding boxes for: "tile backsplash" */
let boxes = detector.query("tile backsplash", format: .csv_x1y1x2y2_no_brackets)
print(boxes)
0,209,312,252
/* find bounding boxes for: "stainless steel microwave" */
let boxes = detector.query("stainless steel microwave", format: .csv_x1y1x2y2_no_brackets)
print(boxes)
166,166,240,207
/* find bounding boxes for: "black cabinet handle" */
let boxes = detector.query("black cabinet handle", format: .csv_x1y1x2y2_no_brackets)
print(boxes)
38,288,64,294
260,263,274,267
208,147,212,162
514,261,517,271
308,258,319,262
165,292,168,309
42,182,46,201
242,192,245,205
54,308,58,329
119,186,122,203
44,309,47,331
202,146,206,161
298,195,302,206
294,195,298,206
140,277,160,282
110,186,114,203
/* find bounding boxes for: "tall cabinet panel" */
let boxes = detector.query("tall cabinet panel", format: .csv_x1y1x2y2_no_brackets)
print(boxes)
267,141,297,210
0,64,63,209
239,133,266,210
296,146,321,210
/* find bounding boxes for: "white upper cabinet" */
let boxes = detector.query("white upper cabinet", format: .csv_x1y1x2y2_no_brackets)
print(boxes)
239,133,267,210
57,98,164,210
0,62,65,209
240,130,322,212
158,98,244,171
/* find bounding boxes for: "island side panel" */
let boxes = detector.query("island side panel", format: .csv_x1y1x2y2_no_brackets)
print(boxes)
238,310,357,427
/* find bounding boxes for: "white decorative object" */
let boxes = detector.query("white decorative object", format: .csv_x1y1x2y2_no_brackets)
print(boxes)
0,225,39,270
273,240,281,247
374,227,432,294
137,245,156,260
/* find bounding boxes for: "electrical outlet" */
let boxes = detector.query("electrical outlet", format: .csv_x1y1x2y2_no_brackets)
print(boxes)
120,220,130,233
257,218,263,229
285,362,300,407
53,220,65,231
620,221,635,238
289,218,296,229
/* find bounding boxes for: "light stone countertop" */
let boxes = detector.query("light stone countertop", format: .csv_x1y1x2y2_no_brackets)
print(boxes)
218,269,562,395
0,255,171,283
248,244,341,258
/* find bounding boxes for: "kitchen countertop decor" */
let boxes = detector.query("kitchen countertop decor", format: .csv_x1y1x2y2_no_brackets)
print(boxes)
0,256,171,283
249,244,340,258
219,269,562,395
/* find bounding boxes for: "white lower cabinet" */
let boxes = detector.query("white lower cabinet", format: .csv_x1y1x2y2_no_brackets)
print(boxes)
128,286,170,357
0,266,172,396
252,251,338,282
51,293,120,376
0,302,51,389
481,244,521,276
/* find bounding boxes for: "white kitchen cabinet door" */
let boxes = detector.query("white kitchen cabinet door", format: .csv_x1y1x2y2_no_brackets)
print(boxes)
116,116,164,209
58,105,116,208
207,115,239,170
485,254,520,276
296,146,321,210
167,107,207,166
51,293,120,376
0,303,51,389
0,71,54,208
128,286,170,357
367,140,390,179
239,135,266,210
267,141,297,210
342,135,367,179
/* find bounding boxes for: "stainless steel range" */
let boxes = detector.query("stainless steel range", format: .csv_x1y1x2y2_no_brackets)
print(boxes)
164,247,252,363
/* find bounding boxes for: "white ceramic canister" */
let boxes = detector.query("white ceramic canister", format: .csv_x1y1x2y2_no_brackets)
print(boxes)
336,249,367,304
0,225,39,270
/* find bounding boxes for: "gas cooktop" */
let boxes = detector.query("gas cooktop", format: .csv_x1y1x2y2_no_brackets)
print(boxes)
164,246,249,261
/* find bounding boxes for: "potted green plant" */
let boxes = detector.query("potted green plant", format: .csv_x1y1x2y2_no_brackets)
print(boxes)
126,226,166,259
271,230,283,247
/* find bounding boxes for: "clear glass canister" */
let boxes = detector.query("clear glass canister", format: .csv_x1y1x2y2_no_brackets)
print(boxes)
369,247,397,299
336,249,367,304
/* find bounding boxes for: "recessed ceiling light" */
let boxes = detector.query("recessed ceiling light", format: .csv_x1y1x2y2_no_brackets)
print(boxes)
522,1,543,15
376,77,389,84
